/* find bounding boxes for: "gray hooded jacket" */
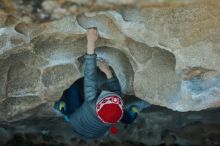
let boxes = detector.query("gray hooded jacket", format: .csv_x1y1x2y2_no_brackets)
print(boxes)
69,54,122,138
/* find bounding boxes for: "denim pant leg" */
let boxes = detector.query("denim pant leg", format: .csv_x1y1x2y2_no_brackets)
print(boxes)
61,78,84,116
120,109,137,125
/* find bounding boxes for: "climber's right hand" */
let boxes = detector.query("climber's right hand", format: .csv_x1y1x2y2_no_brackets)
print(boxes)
87,27,98,54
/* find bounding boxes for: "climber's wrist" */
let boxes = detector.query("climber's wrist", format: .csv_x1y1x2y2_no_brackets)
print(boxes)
87,42,95,54
106,72,113,79
86,28,98,54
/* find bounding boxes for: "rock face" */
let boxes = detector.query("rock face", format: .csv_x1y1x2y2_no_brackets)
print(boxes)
0,0,220,145
0,1,220,123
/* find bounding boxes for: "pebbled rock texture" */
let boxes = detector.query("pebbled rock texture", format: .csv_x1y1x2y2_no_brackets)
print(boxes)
0,1,220,121
0,0,220,145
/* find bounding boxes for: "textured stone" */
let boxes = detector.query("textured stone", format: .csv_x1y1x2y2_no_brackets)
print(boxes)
7,62,41,97
4,15,18,26
0,96,43,121
41,64,80,101
126,38,153,64
42,64,79,88
134,48,180,107
0,127,11,145
0,60,9,102
0,34,7,48
0,0,220,114
14,22,31,36
33,35,86,60
0,1,220,145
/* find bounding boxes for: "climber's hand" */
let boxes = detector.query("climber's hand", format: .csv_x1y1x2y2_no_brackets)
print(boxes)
98,59,113,79
87,27,98,54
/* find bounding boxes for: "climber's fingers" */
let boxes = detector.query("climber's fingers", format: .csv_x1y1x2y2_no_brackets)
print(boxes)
87,27,97,30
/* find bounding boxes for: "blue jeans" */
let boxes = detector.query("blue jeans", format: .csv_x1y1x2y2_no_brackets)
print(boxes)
59,78,84,116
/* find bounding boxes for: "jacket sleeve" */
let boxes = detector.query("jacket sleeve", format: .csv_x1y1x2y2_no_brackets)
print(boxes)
84,53,98,102
105,76,122,97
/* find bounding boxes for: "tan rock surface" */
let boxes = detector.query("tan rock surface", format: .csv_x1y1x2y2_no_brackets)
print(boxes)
0,1,220,122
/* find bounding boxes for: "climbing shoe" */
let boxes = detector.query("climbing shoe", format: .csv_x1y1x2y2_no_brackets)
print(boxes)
128,100,151,114
54,100,67,114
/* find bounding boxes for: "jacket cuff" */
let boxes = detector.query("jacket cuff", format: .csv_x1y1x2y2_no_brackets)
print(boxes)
107,76,117,82
84,53,97,59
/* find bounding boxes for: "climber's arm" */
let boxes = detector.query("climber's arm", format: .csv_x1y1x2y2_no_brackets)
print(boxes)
105,75,122,97
84,28,99,102
98,60,122,96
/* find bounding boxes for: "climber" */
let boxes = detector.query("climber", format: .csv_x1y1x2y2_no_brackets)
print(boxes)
54,27,150,138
